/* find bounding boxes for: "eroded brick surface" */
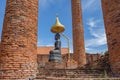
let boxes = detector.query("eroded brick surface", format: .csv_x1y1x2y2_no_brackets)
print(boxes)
102,0,120,75
71,0,86,67
0,0,38,79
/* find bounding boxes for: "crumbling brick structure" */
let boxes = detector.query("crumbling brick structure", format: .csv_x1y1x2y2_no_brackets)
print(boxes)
102,0,120,76
0,0,38,79
37,46,68,67
71,0,86,67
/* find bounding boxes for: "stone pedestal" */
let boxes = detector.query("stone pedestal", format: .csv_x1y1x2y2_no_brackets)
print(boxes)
45,60,78,69
45,62,66,69
49,50,62,62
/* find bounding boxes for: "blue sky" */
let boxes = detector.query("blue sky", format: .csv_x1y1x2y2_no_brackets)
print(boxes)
0,0,108,53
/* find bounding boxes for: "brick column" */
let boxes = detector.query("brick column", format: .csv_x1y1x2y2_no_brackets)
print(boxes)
0,0,38,79
102,0,120,76
71,0,86,67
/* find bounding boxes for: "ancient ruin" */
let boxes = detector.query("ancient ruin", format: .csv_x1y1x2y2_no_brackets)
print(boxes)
0,0,38,79
71,0,86,67
102,0,120,76
0,0,120,79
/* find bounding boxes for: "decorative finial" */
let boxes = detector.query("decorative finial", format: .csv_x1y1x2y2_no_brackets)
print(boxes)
51,15,65,33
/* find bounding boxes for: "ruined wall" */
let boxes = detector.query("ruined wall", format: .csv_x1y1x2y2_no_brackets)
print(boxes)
37,47,68,67
37,46,68,55
86,54,100,64
71,0,86,67
0,0,38,79
102,0,120,76
37,55,49,67
37,53,100,69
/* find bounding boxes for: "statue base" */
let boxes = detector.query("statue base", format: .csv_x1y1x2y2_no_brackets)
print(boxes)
45,60,78,69
49,50,62,62
45,62,66,69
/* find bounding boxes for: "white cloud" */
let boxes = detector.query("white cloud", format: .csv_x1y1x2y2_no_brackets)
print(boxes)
82,0,100,11
85,18,107,53
85,35,107,47
85,47,92,51
87,18,101,28
87,21,95,27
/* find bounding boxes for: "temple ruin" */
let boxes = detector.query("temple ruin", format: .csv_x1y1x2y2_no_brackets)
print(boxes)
0,0,120,79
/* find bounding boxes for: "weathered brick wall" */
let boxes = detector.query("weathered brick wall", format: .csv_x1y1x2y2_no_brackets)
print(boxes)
37,55,49,67
102,0,120,76
0,0,38,79
86,54,100,64
37,46,68,55
71,0,86,67
37,54,73,69
37,53,100,69
37,47,68,67
37,54,68,68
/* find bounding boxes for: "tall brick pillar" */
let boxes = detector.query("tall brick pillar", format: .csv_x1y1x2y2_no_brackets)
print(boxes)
0,0,38,79
71,0,86,67
102,0,120,76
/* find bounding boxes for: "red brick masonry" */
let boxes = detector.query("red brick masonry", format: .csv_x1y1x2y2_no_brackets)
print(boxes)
102,0,120,75
0,0,38,79
37,47,100,69
37,46,68,55
71,0,86,67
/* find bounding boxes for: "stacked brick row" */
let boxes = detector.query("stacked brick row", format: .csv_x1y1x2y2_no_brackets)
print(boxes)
0,0,38,79
71,0,86,67
102,0,120,76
